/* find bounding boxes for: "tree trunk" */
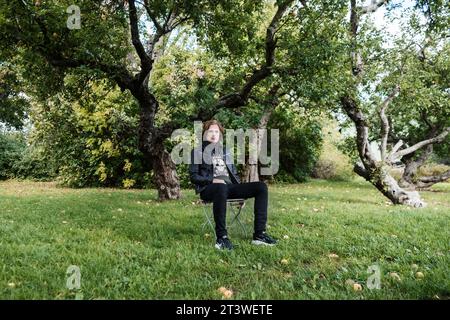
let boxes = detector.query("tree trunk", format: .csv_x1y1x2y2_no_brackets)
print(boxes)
355,164,426,207
398,145,432,190
342,96,427,207
399,144,450,190
243,164,260,183
151,141,181,200
415,170,450,189
242,90,279,183
137,88,180,200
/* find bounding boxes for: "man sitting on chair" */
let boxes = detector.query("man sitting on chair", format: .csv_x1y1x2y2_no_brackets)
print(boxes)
189,119,277,250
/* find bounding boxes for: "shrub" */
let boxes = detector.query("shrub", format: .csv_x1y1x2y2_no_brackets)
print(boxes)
312,120,354,181
29,84,154,188
0,132,26,180
417,163,450,180
269,105,323,182
13,144,57,181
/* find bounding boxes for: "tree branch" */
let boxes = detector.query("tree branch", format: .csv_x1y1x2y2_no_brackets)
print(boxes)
341,95,378,167
418,169,450,184
350,0,389,77
350,0,363,77
379,85,400,160
43,52,134,91
142,0,164,32
392,127,450,159
359,0,389,14
388,140,404,159
420,109,435,130
128,0,152,84
16,0,134,92
354,163,370,180
194,0,294,121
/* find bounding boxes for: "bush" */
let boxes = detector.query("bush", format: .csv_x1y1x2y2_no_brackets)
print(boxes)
269,169,299,184
29,84,154,188
13,144,57,181
417,163,450,180
312,120,354,181
313,144,354,180
0,132,26,180
269,105,323,183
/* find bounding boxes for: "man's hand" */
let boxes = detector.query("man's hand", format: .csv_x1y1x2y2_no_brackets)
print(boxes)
213,178,226,184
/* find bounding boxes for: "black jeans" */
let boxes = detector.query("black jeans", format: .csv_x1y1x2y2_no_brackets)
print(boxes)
200,181,268,238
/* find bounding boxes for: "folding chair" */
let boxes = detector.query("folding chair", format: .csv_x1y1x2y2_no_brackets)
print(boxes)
201,198,247,237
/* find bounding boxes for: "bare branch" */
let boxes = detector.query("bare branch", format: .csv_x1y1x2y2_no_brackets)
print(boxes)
379,85,400,160
359,0,389,14
418,170,450,184
388,140,404,161
392,127,450,159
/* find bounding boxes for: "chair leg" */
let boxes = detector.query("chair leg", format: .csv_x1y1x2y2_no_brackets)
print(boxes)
202,202,247,238
229,203,247,237
202,205,215,235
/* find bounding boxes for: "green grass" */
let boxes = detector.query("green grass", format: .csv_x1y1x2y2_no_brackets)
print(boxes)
0,179,449,300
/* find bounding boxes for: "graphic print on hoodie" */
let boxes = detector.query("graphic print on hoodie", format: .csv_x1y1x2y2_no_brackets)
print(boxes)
212,154,232,184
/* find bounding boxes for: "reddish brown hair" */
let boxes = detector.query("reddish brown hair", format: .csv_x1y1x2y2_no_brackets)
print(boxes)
202,119,225,137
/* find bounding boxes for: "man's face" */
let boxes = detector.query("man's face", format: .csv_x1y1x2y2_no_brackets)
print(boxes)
205,124,221,143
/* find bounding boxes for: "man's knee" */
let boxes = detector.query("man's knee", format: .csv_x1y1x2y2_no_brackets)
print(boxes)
212,183,228,198
255,181,268,193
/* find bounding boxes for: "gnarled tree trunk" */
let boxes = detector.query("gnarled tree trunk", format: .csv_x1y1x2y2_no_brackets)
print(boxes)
151,141,180,200
398,144,432,190
355,164,426,208
340,0,450,208
399,144,450,190
137,89,180,200
342,95,427,207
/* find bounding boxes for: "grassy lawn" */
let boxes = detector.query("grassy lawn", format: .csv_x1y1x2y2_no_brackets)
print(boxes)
0,179,449,300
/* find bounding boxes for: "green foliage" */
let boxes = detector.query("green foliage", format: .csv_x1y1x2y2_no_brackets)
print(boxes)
275,0,349,108
28,82,152,188
313,119,354,181
0,132,26,180
193,0,266,59
414,0,450,33
0,63,30,129
374,40,450,146
336,135,360,164
12,143,58,181
269,104,323,182
0,0,130,95
0,131,56,181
